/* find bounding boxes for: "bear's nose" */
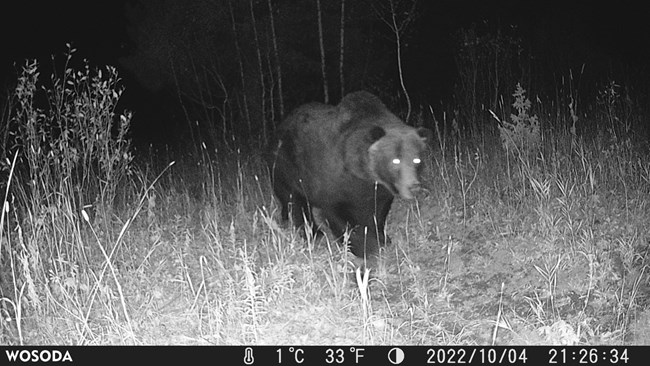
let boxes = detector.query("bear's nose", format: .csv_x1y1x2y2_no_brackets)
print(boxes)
409,182,422,194
398,182,420,200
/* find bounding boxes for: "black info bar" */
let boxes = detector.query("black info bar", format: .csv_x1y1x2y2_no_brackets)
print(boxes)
1,345,640,365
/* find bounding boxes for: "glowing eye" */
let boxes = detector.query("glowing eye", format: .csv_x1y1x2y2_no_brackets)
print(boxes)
392,158,401,165
413,158,421,164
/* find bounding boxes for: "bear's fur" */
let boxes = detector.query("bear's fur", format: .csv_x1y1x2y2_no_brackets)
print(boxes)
268,91,431,257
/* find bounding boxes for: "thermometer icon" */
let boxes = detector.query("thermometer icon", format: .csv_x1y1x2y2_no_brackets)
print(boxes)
244,347,254,365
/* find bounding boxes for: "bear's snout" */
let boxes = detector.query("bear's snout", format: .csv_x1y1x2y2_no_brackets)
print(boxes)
398,181,421,200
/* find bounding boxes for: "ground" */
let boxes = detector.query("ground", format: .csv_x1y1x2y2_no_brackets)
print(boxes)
3,134,647,346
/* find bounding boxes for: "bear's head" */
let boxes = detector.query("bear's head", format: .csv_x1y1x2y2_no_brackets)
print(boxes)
367,125,431,199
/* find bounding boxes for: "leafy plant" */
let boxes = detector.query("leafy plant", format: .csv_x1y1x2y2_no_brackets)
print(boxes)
497,83,541,157
3,46,134,321
12,45,133,212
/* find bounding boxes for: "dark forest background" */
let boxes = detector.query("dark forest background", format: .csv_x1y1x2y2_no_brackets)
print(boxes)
4,0,647,151
123,0,650,149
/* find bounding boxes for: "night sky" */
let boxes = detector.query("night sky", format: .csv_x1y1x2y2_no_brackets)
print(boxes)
2,1,649,146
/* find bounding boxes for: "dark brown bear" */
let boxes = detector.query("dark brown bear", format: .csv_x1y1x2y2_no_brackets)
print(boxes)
268,91,431,258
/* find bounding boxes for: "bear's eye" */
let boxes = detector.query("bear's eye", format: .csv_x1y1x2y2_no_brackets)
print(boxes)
392,158,401,165
413,158,421,164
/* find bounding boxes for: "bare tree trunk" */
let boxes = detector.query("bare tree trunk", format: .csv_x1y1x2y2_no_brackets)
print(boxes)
316,0,329,103
229,0,251,135
389,0,411,122
493,45,499,111
266,45,275,123
267,0,284,117
249,0,267,143
169,55,198,154
373,0,417,122
339,0,345,100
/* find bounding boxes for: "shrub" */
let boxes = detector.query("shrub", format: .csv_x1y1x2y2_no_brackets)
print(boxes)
3,46,134,314
497,83,541,157
11,46,133,211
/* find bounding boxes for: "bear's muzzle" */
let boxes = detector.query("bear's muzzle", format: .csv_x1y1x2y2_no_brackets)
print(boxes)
398,181,421,200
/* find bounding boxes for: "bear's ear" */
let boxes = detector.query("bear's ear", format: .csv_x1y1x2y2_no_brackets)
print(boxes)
369,126,386,142
416,127,433,142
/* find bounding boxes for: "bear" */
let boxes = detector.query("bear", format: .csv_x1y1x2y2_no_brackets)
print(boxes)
268,91,431,258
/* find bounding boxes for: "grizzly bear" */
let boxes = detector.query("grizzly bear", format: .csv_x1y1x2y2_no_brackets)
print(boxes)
268,91,431,258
